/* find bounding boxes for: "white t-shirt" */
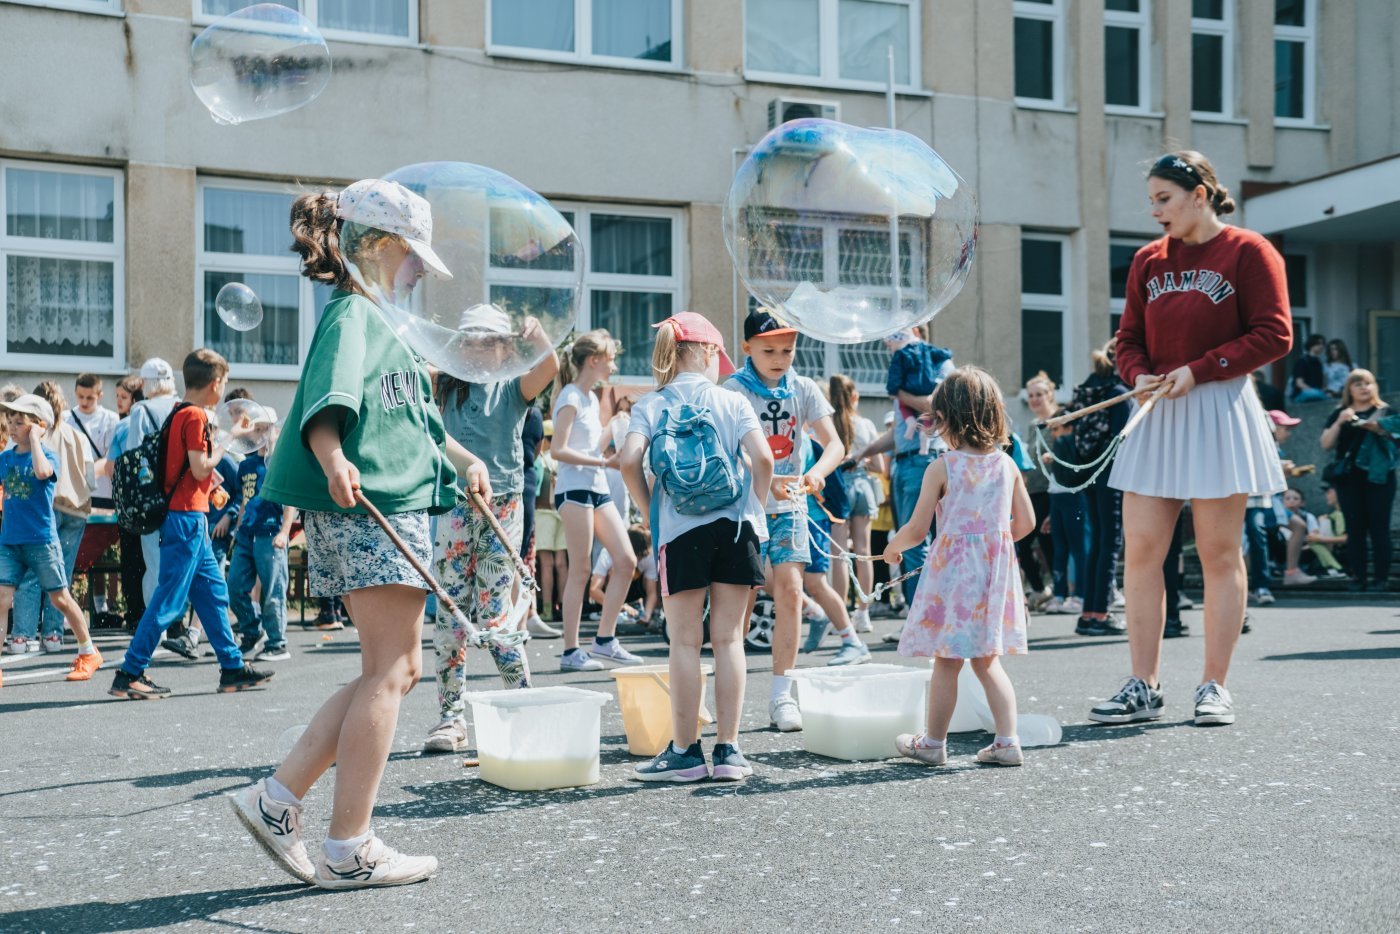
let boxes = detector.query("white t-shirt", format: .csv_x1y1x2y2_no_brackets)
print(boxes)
628,372,768,550
551,383,609,495
851,415,878,463
65,405,119,500
723,372,834,514
593,549,659,581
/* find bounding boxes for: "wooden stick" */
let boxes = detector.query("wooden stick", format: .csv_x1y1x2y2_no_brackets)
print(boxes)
1041,387,1143,429
1120,384,1172,438
467,489,537,591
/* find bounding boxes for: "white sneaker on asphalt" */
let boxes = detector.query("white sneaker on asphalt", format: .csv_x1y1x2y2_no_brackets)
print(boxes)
1193,680,1236,726
229,779,315,883
852,607,874,633
1041,596,1064,615
313,835,438,890
1111,588,1126,609
526,615,562,638
590,639,644,665
769,693,803,731
423,717,468,754
41,634,64,654
827,640,871,666
1253,587,1276,606
1062,596,1084,615
560,648,604,672
881,623,905,644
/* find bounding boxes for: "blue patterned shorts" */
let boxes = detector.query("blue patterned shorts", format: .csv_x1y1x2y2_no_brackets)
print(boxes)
761,510,810,568
304,509,432,597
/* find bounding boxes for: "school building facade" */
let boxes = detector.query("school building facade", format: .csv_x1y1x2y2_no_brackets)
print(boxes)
1,0,1397,417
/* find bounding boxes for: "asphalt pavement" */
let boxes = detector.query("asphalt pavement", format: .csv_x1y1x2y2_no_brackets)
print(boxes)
1,598,1397,933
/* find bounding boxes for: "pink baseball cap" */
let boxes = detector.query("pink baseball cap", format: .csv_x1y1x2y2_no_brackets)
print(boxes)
654,312,736,377
1267,409,1301,427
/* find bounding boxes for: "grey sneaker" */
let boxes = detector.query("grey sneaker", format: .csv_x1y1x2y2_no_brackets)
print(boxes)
826,639,871,667
526,615,562,638
769,693,803,731
229,779,315,883
590,639,644,665
881,623,905,644
895,733,947,766
254,646,290,662
1193,680,1235,726
314,836,437,890
631,741,710,783
710,743,753,782
1088,676,1164,724
801,613,831,653
560,648,604,672
423,717,468,754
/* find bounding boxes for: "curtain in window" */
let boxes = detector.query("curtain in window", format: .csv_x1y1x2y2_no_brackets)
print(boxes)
202,0,297,17
6,256,114,357
592,0,672,61
319,0,410,37
6,170,114,243
746,0,820,75
492,0,574,51
590,291,672,377
203,272,300,365
590,215,671,276
204,189,294,255
838,0,910,84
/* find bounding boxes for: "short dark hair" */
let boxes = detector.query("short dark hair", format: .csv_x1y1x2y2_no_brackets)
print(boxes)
183,348,229,390
75,373,102,390
627,525,651,558
224,387,252,403
1306,333,1326,349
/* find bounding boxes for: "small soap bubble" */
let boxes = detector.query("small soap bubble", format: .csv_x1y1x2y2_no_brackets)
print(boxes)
276,724,307,757
1017,714,1063,748
724,119,978,343
214,398,274,456
191,4,331,126
215,281,264,332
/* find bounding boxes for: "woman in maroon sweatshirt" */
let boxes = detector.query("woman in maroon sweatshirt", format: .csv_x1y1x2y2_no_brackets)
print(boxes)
1087,151,1291,730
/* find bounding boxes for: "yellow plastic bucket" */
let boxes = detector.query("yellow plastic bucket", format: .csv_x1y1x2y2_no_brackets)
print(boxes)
609,664,714,757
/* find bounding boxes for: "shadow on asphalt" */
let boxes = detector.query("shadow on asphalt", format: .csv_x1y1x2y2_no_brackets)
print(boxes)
1261,646,1400,662
1026,636,1129,651
1369,629,1400,635
0,883,318,933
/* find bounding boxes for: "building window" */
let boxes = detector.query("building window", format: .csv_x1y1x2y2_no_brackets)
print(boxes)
1274,0,1313,122
1014,0,1063,106
746,0,919,90
490,0,682,70
196,181,331,375
196,1,417,43
492,204,683,382
1191,0,1233,116
1021,234,1069,389
1283,251,1311,356
1,161,124,372
1109,237,1148,335
1104,0,1151,112
3,0,122,12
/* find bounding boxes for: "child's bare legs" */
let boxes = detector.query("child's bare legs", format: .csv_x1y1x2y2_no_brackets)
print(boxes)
273,584,424,840
804,571,855,635
537,551,556,618
559,504,595,650
707,583,751,745
768,563,803,676
590,503,635,640
969,656,1018,741
47,588,92,645
662,588,706,748
925,657,963,739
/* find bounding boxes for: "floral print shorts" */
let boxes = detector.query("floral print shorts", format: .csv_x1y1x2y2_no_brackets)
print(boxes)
303,509,431,598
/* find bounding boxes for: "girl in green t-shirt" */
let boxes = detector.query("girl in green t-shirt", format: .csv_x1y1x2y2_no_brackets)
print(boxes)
232,180,492,891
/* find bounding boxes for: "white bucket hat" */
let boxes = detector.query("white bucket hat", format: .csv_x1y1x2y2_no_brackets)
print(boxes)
335,179,453,280
457,303,513,335
1,393,55,432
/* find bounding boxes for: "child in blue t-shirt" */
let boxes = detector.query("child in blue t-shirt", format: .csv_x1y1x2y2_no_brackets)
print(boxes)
0,395,102,680
885,330,954,439
230,421,296,662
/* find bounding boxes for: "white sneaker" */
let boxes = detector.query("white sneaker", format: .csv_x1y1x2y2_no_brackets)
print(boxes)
769,693,803,731
229,779,316,883
560,648,604,672
881,623,905,644
1177,593,1195,610
1061,596,1084,615
4,637,32,655
1283,569,1316,586
1041,596,1064,615
314,835,437,890
1253,587,1276,606
423,717,468,754
1111,588,1126,609
590,639,644,665
852,607,873,633
41,634,64,654
526,615,562,638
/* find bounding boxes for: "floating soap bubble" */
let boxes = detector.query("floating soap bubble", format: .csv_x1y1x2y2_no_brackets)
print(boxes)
1017,714,1063,748
276,723,307,757
215,281,264,332
340,163,581,385
724,119,978,343
215,398,274,456
191,4,331,126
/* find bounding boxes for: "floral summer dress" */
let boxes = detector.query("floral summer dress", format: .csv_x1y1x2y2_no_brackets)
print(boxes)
897,450,1028,659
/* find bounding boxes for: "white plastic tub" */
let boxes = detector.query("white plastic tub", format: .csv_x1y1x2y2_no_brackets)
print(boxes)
465,686,612,791
787,664,929,761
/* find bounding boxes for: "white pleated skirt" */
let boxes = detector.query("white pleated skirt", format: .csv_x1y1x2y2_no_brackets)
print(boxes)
1108,376,1285,500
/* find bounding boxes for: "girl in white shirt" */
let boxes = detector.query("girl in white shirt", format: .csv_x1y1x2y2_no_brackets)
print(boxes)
551,329,642,671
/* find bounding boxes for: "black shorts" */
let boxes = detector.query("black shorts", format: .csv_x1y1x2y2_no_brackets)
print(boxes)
658,519,764,596
555,489,613,510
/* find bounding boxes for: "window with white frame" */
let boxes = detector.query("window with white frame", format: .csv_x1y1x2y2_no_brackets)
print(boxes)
197,181,331,375
1109,237,1148,335
489,0,682,69
1274,0,1313,122
1,161,124,372
1191,0,1233,116
1013,0,1063,106
489,205,683,381
3,0,122,13
1021,234,1069,389
1283,251,1311,357
1104,0,1151,112
196,1,416,43
746,0,919,90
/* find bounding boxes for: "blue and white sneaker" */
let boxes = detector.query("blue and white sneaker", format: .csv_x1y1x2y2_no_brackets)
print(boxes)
827,639,871,667
631,741,710,783
710,743,753,782
801,612,831,654
560,648,604,672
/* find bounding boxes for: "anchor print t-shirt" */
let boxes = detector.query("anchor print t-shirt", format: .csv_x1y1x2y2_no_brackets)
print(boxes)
724,371,833,515
262,290,458,517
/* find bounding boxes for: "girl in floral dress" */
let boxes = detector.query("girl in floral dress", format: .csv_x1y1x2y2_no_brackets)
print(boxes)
883,367,1036,767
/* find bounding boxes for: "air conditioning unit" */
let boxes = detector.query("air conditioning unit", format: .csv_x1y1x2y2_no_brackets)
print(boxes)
768,97,840,130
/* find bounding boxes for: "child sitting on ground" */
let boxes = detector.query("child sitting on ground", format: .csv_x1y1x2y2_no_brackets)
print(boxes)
588,525,660,628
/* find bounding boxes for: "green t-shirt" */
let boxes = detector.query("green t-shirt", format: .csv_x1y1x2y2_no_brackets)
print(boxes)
262,290,459,516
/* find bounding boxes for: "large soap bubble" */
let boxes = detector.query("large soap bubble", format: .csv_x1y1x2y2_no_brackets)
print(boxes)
191,4,331,126
725,119,978,344
341,163,581,385
215,281,264,332
215,398,274,456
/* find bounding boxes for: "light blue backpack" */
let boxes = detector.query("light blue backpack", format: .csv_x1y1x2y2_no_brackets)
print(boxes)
648,383,745,517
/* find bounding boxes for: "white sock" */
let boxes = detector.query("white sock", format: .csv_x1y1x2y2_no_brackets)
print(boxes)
915,735,945,749
836,628,861,645
771,675,794,701
265,776,302,808
77,640,95,656
995,734,1020,748
322,830,371,862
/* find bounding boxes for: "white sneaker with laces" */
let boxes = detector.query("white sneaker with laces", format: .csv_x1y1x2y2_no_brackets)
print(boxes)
560,648,604,672
526,615,562,638
5,637,31,655
229,779,316,883
1062,596,1084,615
590,639,644,665
41,634,64,654
769,693,803,731
314,835,438,890
1041,596,1064,614
423,717,468,754
852,607,873,633
881,623,905,644
1193,680,1236,726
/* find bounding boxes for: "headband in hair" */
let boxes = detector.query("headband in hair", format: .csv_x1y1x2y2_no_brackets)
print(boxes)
1152,154,1199,179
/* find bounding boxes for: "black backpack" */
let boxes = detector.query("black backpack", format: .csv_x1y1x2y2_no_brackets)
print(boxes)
1070,379,1123,463
112,403,193,535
